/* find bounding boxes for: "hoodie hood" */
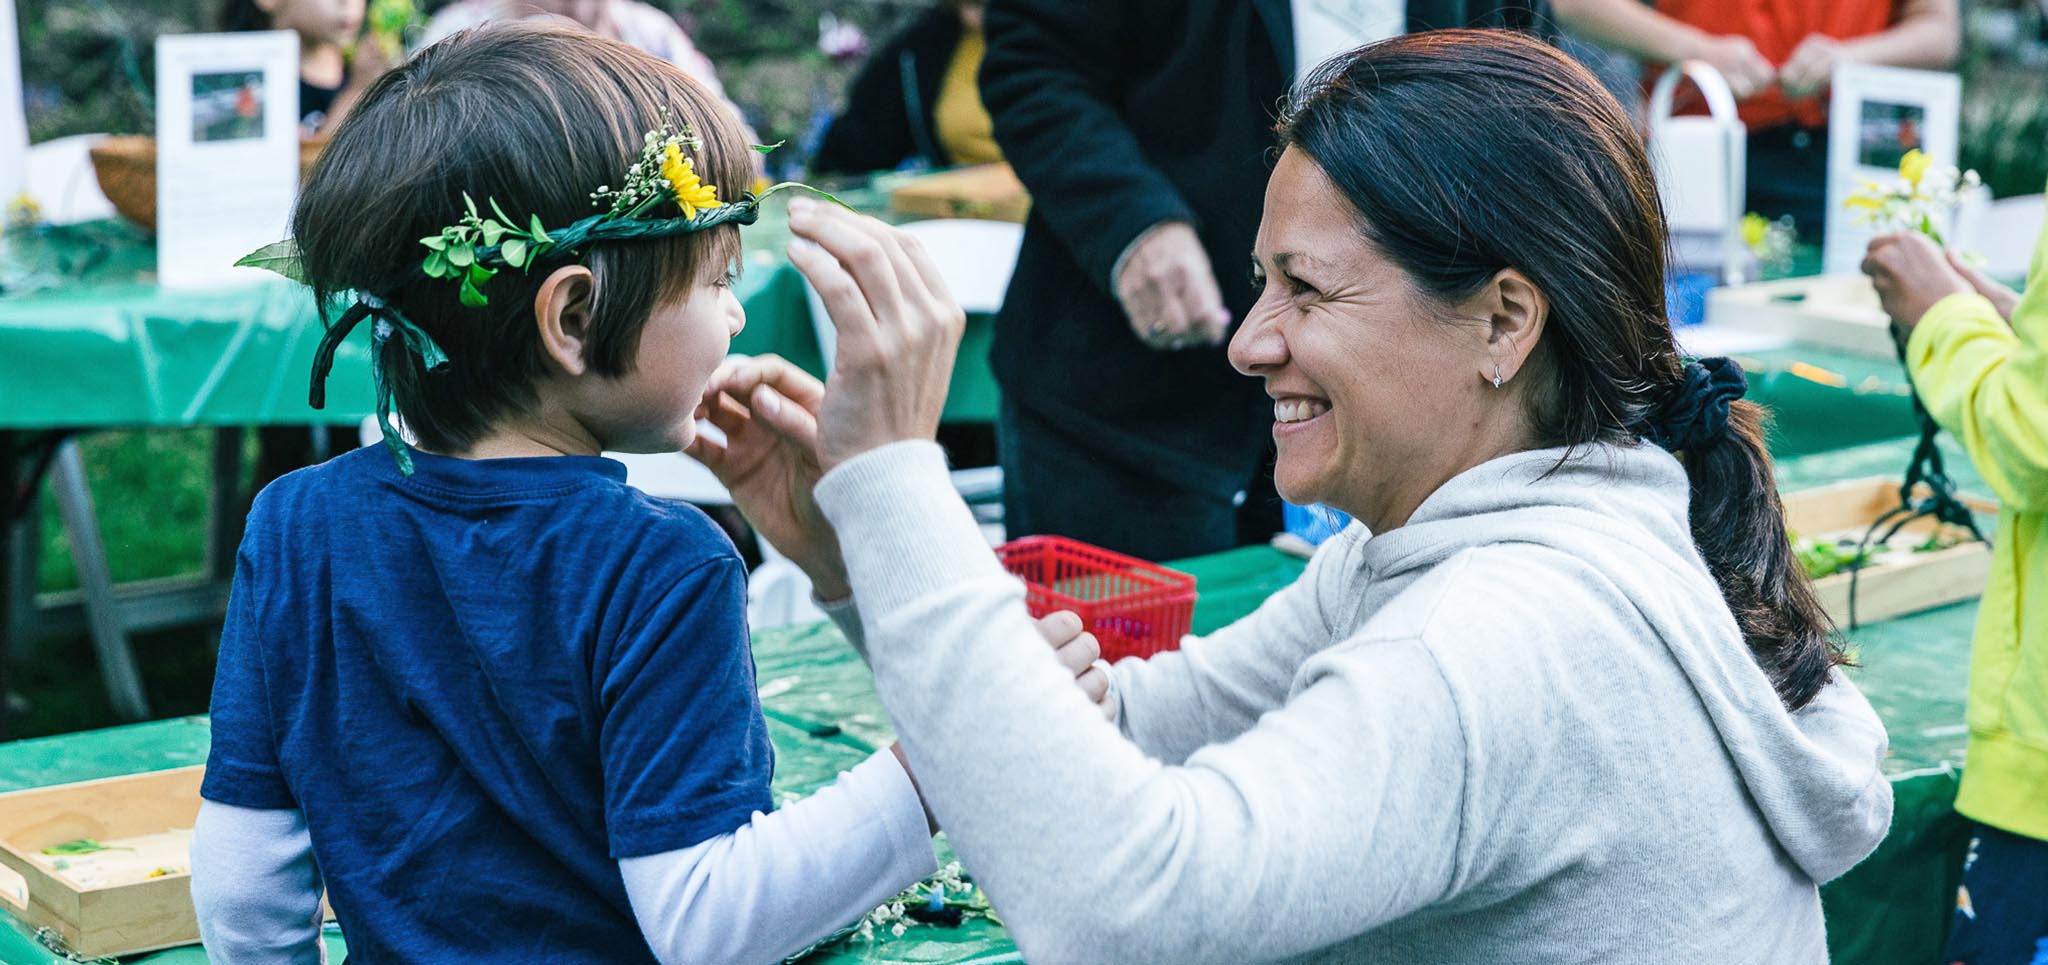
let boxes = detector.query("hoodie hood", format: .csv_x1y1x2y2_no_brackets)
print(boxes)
1356,443,1893,884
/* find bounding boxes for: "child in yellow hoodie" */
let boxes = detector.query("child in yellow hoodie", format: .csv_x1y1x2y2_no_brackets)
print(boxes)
1863,218,2048,965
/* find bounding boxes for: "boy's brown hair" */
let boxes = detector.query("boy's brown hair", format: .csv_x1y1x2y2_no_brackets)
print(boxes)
294,20,752,452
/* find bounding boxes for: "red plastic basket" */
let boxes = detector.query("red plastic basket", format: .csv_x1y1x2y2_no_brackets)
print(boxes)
994,535,1197,662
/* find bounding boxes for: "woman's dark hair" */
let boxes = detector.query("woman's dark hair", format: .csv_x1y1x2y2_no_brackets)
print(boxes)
1279,29,1844,710
218,0,271,32
291,20,751,452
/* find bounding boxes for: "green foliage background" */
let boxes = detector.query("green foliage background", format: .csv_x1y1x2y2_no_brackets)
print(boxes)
15,0,926,166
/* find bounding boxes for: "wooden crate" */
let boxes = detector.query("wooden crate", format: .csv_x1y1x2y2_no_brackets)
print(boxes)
0,766,205,959
1782,477,1997,626
889,163,1031,223
1704,273,1898,359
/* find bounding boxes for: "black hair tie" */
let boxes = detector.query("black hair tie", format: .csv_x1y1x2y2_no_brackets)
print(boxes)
1641,357,1747,452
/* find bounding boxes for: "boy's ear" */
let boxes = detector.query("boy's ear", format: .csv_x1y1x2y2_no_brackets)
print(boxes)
534,265,597,377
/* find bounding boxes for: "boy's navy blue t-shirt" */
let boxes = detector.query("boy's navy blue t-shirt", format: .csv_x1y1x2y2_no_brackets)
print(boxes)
202,446,774,962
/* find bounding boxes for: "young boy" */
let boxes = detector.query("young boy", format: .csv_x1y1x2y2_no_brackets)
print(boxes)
189,22,1099,963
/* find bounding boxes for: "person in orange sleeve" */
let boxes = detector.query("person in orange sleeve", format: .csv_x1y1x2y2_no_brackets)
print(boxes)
1553,0,1959,242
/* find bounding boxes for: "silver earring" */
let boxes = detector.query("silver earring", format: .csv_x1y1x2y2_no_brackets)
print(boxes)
1491,363,1504,389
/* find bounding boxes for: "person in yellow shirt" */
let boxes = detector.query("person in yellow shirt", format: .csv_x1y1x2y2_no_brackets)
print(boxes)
1863,222,2048,965
810,1,1001,176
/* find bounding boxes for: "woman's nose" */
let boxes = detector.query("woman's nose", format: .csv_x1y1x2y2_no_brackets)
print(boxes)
1228,308,1286,376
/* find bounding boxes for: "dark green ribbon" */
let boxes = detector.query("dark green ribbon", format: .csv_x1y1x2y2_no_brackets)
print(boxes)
308,293,449,476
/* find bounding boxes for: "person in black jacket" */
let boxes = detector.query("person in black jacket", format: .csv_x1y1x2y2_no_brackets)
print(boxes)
812,2,1000,176
981,0,1533,562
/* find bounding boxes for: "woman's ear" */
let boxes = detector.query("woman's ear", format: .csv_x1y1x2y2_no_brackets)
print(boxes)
1474,267,1547,386
534,265,597,377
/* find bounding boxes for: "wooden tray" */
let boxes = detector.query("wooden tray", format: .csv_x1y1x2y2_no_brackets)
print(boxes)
1704,274,1898,359
1782,476,1996,626
0,766,205,959
889,163,1031,223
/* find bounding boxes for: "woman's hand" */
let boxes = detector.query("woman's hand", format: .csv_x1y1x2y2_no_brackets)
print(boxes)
784,197,965,472
1861,231,1974,343
686,355,849,600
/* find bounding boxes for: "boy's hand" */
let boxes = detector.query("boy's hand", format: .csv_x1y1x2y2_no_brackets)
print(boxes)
687,355,850,600
1861,232,1973,343
1035,611,1116,721
785,197,964,472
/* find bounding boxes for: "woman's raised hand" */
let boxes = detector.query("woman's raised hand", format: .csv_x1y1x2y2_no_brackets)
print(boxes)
784,197,965,472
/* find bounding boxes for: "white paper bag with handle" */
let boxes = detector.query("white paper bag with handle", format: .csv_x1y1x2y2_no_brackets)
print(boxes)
1648,61,1750,286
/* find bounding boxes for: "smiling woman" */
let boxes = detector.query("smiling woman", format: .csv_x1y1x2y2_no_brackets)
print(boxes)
699,28,1896,965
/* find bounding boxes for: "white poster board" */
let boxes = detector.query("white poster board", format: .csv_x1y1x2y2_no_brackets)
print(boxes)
155,31,299,287
1824,64,1961,274
0,0,28,202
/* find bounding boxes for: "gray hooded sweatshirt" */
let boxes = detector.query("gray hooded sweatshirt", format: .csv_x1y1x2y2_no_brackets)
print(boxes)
814,440,1893,964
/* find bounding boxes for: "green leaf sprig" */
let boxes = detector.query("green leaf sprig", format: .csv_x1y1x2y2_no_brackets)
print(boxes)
41,838,131,856
419,193,556,307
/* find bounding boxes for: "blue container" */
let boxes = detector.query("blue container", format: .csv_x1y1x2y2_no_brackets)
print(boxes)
1282,502,1352,547
1665,270,1717,327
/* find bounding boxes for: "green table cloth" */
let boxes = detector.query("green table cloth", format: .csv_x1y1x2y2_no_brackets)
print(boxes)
0,433,1989,964
0,179,998,431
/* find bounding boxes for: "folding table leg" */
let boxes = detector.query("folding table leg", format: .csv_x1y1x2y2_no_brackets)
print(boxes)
49,440,150,721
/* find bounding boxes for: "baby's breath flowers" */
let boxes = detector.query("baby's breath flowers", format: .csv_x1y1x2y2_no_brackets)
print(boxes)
1845,148,1982,245
590,122,722,222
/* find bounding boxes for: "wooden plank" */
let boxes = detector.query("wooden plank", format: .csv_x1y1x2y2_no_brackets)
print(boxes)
1782,477,1997,626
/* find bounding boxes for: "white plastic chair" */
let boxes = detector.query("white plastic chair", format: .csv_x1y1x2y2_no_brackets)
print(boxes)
803,218,1024,370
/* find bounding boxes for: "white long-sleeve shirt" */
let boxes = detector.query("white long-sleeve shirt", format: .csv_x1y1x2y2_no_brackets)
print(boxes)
192,749,934,964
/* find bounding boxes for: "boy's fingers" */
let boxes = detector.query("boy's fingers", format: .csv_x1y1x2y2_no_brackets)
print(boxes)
1033,610,1084,645
1052,632,1101,677
1076,666,1110,705
703,391,752,438
683,435,727,473
715,355,826,412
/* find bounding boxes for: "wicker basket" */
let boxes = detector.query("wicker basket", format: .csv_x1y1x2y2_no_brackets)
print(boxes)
87,135,328,232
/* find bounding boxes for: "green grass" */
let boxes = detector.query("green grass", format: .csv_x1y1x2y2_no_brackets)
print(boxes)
16,429,232,739
36,429,218,593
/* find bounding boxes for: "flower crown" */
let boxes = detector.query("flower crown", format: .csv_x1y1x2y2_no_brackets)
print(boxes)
236,120,839,475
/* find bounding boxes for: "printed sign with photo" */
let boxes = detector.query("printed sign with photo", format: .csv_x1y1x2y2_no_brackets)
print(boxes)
154,31,299,287
1824,64,1961,274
